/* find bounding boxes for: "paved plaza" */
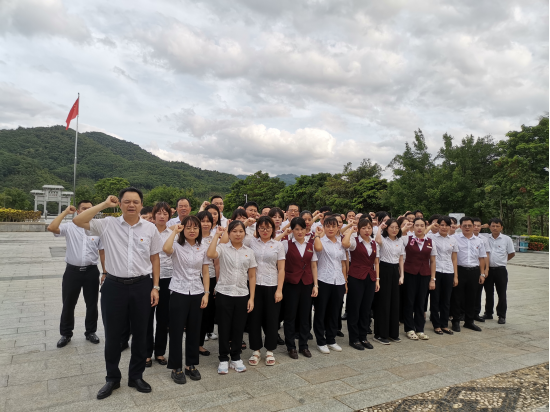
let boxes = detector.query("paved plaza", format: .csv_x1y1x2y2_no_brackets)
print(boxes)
0,232,548,411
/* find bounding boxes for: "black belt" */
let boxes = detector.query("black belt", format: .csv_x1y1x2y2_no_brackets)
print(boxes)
458,266,480,271
67,263,96,272
106,273,150,284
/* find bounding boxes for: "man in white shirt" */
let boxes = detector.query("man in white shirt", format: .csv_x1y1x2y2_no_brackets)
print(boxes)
473,217,491,323
48,201,105,349
281,203,300,229
73,188,162,400
201,196,228,227
483,218,515,324
168,197,192,226
244,201,259,236
450,216,487,332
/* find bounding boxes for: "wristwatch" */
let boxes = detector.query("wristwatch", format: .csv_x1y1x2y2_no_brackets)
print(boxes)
480,274,486,278
153,285,160,291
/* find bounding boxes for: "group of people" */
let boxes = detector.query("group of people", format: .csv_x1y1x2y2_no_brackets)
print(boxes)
48,188,516,400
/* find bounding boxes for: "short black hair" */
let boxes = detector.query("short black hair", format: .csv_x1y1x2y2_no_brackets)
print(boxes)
319,206,332,213
256,216,276,239
291,217,307,230
287,203,300,212
152,202,171,218
262,206,272,212
210,195,223,202
228,220,246,234
231,208,248,220
460,216,474,225
404,211,415,217
323,216,338,227
300,210,313,218
244,201,259,211
412,209,423,216
268,207,285,220
428,214,440,224
177,215,203,246
375,211,389,222
489,218,504,226
119,187,143,202
196,210,214,229
438,216,452,226
140,206,153,215
176,197,191,207
77,200,93,208
357,218,373,236
449,216,458,224
413,217,426,226
382,218,402,238
205,204,221,226
472,217,482,224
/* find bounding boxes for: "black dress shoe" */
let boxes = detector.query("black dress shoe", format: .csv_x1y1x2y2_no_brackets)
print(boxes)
277,334,285,345
463,322,482,332
299,348,312,358
120,341,129,351
128,378,152,393
85,333,100,344
483,313,494,320
57,336,71,348
434,329,444,335
498,317,506,324
145,359,152,368
155,357,167,365
242,340,247,350
288,349,298,359
171,368,186,384
336,330,344,338
451,322,461,332
185,366,201,381
97,381,120,399
474,315,485,323
442,328,454,335
350,341,364,351
199,349,211,356
341,312,348,320
361,340,374,349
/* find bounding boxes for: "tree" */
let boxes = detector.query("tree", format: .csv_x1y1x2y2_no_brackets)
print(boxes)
275,173,332,212
225,171,285,213
143,185,199,210
75,185,95,205
1,188,32,210
94,177,131,202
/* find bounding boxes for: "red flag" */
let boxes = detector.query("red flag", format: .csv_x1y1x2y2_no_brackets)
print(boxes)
65,97,79,130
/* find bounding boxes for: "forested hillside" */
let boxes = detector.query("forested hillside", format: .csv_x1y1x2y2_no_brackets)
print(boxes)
0,126,237,197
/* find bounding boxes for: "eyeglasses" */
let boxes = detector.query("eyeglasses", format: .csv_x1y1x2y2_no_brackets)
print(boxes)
258,227,273,232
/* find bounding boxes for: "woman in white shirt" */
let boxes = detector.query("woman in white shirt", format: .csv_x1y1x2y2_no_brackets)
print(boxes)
374,219,405,344
146,202,173,367
313,216,348,354
268,207,286,237
197,211,220,355
205,204,221,236
430,216,458,335
243,216,285,366
163,216,210,384
207,221,257,375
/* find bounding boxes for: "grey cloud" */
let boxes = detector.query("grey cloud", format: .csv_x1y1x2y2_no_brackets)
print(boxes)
97,36,117,48
112,66,137,82
0,82,61,126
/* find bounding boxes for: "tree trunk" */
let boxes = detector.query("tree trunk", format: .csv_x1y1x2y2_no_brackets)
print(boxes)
527,214,532,236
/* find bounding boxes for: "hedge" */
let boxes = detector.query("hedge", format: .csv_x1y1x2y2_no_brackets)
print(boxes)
525,236,549,251
0,208,42,222
101,212,122,218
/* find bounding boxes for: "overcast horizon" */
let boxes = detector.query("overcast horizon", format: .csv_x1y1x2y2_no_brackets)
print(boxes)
0,0,548,177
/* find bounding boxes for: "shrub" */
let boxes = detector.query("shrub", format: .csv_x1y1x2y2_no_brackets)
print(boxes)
101,212,122,218
0,208,42,222
528,242,546,251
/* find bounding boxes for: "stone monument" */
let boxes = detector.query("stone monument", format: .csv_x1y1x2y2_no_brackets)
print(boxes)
30,185,74,217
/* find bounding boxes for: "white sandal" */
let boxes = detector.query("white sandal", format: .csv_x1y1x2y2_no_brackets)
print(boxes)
406,331,419,340
265,351,276,366
417,332,429,340
248,350,261,366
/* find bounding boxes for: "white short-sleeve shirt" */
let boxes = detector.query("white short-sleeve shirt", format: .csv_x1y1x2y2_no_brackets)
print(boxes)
214,243,258,297
89,216,162,278
488,234,515,267
244,237,285,286
282,238,319,261
431,233,459,274
455,233,487,267
317,236,347,285
202,235,217,278
379,235,406,264
158,227,174,279
169,240,210,295
55,222,103,266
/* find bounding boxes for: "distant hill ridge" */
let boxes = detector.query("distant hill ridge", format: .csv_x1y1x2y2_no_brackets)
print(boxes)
0,126,238,197
237,173,299,186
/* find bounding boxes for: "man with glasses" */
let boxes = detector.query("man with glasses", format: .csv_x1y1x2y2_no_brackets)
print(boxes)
282,203,301,230
450,216,487,333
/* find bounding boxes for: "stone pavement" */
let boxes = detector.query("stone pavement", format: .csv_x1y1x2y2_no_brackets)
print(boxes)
0,232,548,411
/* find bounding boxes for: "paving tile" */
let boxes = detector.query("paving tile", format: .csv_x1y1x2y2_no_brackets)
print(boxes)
222,392,300,412
4,386,91,412
336,385,407,410
286,380,356,404
173,386,252,412
508,351,549,367
279,399,353,412
0,381,48,400
49,391,137,412
296,364,359,385
244,373,309,397
387,361,446,379
341,369,403,391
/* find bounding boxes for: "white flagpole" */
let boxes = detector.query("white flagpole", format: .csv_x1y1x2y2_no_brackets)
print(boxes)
72,93,79,207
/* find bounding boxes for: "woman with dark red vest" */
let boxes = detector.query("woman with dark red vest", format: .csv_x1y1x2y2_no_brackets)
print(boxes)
282,217,319,359
342,219,379,351
402,217,437,341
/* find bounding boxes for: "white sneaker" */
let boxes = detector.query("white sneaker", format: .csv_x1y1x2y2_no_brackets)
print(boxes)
218,361,229,374
204,334,209,341
328,343,342,352
317,345,330,354
208,332,218,340
230,359,247,372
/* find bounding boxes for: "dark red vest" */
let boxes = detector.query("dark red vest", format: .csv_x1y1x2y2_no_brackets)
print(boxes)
404,236,433,276
284,238,315,285
349,239,377,281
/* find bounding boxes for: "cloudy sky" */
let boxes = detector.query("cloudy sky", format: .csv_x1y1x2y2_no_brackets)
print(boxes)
0,0,547,177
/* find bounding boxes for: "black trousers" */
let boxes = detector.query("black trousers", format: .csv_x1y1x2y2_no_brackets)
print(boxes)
346,276,375,343
60,264,100,337
474,282,484,316
484,267,508,318
199,277,217,346
101,276,151,382
216,293,249,362
375,262,400,339
283,281,313,351
167,292,203,369
430,272,454,329
313,281,345,346
403,273,430,333
146,278,171,358
248,285,281,351
451,266,480,323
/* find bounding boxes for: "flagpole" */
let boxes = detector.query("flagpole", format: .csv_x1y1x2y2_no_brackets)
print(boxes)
73,93,79,207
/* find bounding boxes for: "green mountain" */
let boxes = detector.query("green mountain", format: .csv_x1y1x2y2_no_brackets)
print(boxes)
0,126,238,198
237,173,299,186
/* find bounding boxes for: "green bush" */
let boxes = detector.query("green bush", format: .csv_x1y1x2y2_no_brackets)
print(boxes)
0,208,42,222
